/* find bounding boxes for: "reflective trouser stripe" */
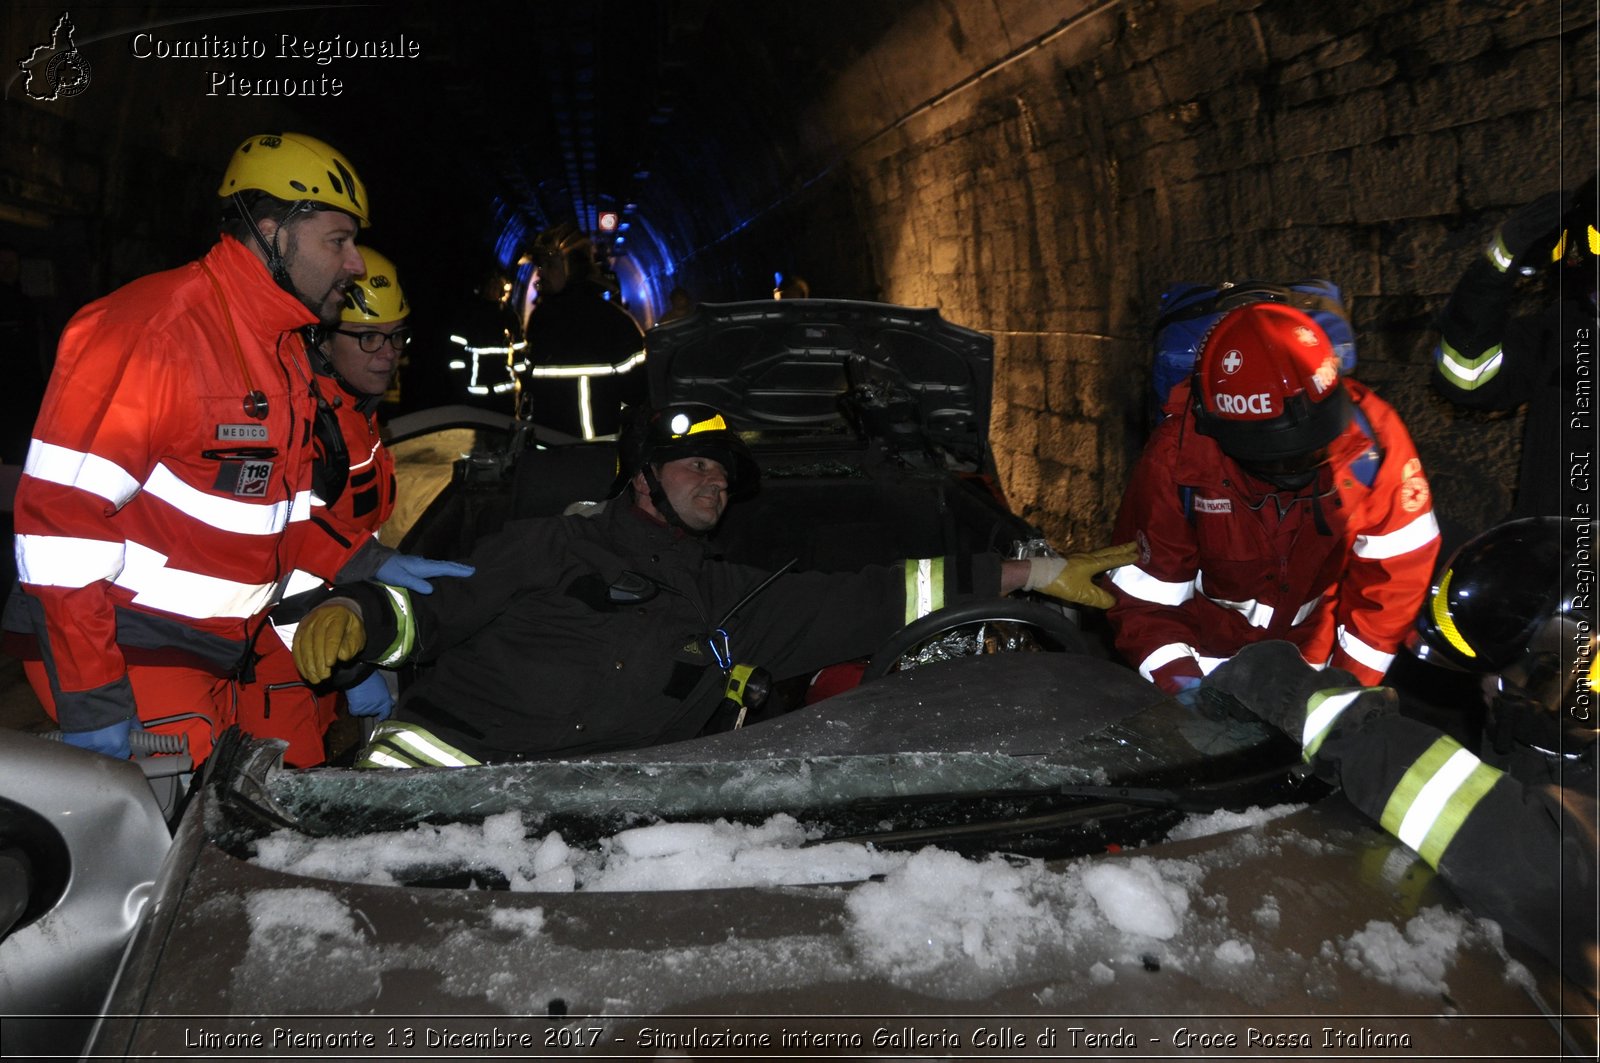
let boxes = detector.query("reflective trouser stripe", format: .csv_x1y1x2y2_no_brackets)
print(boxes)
374,584,416,666
355,721,480,768
1435,339,1503,390
1379,737,1503,869
903,558,945,625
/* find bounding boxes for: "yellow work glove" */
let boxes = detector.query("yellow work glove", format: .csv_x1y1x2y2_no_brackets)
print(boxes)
292,601,367,685
1023,541,1139,610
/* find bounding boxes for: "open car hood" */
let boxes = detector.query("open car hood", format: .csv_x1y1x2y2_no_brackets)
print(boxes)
647,299,994,465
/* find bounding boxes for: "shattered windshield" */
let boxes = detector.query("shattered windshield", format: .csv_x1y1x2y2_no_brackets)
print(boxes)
221,655,1311,889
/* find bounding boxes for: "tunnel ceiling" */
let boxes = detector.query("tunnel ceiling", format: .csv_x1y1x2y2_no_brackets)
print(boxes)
225,0,912,302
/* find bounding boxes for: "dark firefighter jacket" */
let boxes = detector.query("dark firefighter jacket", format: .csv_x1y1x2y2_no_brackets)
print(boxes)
339,498,1002,761
1304,685,1597,1001
1432,254,1595,518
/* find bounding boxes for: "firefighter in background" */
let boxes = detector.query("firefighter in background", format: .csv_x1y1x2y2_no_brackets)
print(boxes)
239,250,470,766
521,223,645,439
6,133,377,764
1105,302,1441,697
1203,517,1597,1002
1432,174,1598,519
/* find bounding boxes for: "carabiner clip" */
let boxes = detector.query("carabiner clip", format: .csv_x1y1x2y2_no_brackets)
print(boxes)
707,628,732,671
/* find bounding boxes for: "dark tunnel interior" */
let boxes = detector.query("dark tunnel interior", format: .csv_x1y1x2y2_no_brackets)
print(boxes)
1,0,1595,546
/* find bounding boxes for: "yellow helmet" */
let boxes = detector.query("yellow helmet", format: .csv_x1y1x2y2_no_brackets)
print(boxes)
217,132,369,226
341,248,407,323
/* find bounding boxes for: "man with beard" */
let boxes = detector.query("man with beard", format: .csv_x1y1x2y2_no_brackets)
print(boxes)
7,132,398,765
292,403,1135,765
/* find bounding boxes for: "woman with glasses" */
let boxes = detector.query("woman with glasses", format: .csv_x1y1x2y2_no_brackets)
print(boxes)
239,249,471,766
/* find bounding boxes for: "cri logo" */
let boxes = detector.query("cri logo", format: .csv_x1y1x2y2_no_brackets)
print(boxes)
1221,349,1243,375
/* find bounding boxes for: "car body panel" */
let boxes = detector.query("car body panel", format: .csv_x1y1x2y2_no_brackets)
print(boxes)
62,656,1584,1057
0,733,172,1058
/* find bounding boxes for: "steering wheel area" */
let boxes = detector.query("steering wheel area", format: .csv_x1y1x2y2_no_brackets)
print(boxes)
860,597,1089,683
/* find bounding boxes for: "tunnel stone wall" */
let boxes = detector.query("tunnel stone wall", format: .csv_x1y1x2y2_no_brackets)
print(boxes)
790,0,1594,549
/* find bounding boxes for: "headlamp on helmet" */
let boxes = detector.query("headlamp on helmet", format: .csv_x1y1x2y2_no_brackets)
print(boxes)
610,402,759,499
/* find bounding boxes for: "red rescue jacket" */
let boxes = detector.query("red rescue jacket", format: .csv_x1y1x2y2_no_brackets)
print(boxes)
1107,380,1440,691
12,237,364,727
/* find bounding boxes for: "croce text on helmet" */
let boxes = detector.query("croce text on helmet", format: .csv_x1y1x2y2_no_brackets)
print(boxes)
1411,517,1597,736
1191,303,1352,463
217,132,369,226
341,248,407,324
610,403,758,500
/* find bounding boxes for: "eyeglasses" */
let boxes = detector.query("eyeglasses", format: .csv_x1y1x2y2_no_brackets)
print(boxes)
333,328,411,353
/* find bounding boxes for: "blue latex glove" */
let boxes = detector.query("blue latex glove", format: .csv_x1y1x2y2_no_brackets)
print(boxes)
1170,674,1203,710
344,671,393,721
374,554,475,594
62,718,135,759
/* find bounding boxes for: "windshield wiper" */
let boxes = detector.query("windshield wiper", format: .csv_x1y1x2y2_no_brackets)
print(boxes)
805,762,1318,854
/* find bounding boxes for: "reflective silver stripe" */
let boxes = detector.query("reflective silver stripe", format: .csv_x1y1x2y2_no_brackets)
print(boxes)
1435,340,1504,389
526,350,646,378
1354,512,1440,560
143,463,294,536
1137,641,1199,681
361,748,412,769
14,533,124,587
270,619,297,650
579,376,595,440
1486,237,1513,272
113,540,278,618
374,584,416,666
1395,748,1482,853
1380,737,1503,867
24,441,141,506
1302,688,1363,758
349,439,381,473
287,489,316,525
1291,596,1323,626
903,558,944,624
1196,571,1274,628
358,722,479,768
1337,624,1394,674
1111,565,1195,606
282,569,325,597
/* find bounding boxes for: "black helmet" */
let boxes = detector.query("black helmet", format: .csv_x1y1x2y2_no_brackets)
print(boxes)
1410,517,1597,748
609,402,758,500
1559,172,1598,312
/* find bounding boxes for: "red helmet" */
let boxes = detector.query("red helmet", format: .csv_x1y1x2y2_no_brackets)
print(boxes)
1191,303,1352,463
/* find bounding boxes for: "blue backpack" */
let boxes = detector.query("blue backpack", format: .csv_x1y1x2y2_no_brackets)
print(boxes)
1151,279,1357,422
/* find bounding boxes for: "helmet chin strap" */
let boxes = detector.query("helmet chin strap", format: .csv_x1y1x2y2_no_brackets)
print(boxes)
232,192,317,306
640,463,700,536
